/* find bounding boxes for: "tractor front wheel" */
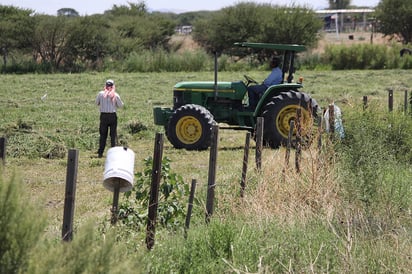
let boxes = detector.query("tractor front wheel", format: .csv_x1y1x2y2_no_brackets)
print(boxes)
166,104,215,150
261,91,318,148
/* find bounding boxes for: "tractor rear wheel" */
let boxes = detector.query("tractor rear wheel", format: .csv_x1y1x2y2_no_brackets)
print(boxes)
166,104,215,150
261,91,318,148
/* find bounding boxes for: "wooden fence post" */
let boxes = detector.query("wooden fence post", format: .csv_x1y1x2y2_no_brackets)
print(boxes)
146,133,164,250
110,181,120,225
0,137,6,166
409,90,412,115
255,117,264,170
404,90,408,114
328,104,335,136
295,109,302,173
317,114,323,150
282,120,295,179
284,120,294,168
205,125,219,224
62,149,79,242
363,95,368,110
388,89,393,112
240,132,251,198
184,179,197,238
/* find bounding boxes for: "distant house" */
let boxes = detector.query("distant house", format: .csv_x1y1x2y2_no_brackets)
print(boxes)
175,25,193,35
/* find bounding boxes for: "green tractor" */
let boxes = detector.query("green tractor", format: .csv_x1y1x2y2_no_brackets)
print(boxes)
153,42,319,150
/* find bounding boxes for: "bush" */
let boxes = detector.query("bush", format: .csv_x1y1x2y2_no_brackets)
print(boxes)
0,173,46,273
336,108,412,219
122,49,210,72
118,156,191,230
320,43,412,70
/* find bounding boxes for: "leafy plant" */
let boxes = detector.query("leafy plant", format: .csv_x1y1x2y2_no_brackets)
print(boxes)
0,173,46,273
119,156,190,230
336,109,412,218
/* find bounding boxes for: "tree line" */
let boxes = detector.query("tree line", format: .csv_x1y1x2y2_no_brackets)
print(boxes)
1,0,411,73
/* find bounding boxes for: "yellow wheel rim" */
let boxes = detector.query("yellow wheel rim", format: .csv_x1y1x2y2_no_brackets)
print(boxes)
176,116,202,144
276,105,312,139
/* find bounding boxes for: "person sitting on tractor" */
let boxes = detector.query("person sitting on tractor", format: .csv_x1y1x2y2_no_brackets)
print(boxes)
247,56,283,110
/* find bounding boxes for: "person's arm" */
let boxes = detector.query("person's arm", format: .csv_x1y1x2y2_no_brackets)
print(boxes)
263,70,277,86
115,94,124,108
263,68,282,86
95,92,101,105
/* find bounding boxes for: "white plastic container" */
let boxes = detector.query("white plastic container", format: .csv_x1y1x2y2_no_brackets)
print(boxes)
324,104,345,139
103,146,135,192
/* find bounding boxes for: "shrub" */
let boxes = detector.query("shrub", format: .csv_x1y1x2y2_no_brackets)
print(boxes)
320,43,412,70
122,49,210,72
0,173,46,273
118,156,191,230
336,109,412,219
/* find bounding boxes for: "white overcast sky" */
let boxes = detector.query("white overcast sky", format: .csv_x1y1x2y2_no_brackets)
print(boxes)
0,0,380,15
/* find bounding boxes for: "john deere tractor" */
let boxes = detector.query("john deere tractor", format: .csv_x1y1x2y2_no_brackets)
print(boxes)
153,42,319,150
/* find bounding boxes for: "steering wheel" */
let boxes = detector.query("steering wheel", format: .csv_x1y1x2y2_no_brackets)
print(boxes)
244,75,258,86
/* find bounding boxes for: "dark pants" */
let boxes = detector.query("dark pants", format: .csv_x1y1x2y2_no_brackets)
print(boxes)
98,113,117,155
247,84,267,109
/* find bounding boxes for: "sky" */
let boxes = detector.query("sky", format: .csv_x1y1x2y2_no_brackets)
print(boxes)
0,0,380,15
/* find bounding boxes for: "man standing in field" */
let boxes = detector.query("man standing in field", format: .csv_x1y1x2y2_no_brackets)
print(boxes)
95,79,124,158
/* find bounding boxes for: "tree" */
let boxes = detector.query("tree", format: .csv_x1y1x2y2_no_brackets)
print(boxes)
375,0,412,44
106,1,147,16
192,3,322,56
31,15,72,71
258,6,323,48
192,3,270,54
66,16,111,69
31,15,112,72
106,3,175,59
57,8,79,17
0,6,35,72
328,0,351,9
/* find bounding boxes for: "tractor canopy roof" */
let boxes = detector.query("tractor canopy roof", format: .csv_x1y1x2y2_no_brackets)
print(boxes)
234,42,306,52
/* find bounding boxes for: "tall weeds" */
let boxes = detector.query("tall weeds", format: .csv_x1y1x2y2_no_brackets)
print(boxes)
336,106,412,226
0,172,46,273
322,43,412,70
122,49,210,72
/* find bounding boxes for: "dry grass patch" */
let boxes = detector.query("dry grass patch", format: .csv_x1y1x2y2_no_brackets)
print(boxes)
227,142,341,225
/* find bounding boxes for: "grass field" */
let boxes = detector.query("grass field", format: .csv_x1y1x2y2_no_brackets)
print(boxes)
1,69,411,272
1,69,410,230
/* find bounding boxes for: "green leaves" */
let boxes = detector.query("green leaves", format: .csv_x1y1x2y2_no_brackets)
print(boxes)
192,3,322,54
376,0,412,44
119,156,190,230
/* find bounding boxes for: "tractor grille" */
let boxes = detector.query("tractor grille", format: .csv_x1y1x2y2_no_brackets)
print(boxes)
173,90,185,109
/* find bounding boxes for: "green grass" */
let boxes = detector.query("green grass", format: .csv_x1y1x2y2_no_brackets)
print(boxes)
1,70,411,272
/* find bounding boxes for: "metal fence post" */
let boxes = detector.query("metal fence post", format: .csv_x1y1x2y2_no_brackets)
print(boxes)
0,137,6,166
205,125,219,223
146,133,164,250
62,149,79,242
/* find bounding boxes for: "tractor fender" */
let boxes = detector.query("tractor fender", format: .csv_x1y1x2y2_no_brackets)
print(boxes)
255,83,303,114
